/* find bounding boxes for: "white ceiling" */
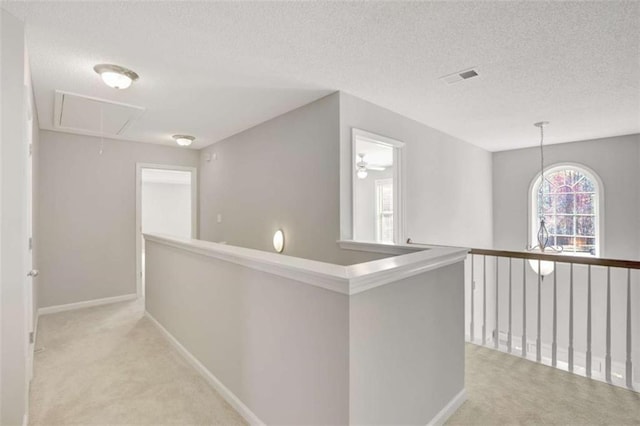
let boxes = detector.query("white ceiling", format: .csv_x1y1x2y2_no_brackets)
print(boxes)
356,140,393,168
3,1,639,151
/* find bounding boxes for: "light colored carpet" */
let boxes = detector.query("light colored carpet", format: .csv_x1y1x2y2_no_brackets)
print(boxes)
30,300,246,425
447,343,640,425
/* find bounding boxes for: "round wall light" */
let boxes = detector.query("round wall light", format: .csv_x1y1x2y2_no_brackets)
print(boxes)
173,135,195,147
273,229,285,253
93,64,139,89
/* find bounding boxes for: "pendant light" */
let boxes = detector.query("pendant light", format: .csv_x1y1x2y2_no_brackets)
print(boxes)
528,121,560,276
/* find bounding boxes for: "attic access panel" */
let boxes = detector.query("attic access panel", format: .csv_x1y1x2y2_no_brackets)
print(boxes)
53,90,145,136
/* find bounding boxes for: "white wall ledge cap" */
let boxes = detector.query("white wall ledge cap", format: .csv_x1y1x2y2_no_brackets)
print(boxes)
337,239,426,255
144,234,469,295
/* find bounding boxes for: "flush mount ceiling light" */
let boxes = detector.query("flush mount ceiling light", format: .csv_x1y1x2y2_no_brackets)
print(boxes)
172,135,195,147
93,64,139,89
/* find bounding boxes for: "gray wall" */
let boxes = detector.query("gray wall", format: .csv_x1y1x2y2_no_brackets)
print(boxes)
199,93,343,263
198,93,383,266
199,91,493,267
493,134,640,259
37,131,199,308
1,9,28,424
339,92,494,249
350,263,465,424
145,240,350,425
146,238,466,425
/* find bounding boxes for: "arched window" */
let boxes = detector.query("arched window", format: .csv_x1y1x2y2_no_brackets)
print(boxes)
530,164,602,256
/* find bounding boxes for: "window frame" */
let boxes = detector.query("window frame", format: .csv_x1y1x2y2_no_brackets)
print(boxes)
375,178,394,243
528,162,604,257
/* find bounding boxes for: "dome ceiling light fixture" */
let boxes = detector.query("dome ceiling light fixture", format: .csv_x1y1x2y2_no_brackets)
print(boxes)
172,135,195,147
93,64,139,90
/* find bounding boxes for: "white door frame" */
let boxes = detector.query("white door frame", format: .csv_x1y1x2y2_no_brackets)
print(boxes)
351,128,406,244
24,85,35,386
135,163,198,298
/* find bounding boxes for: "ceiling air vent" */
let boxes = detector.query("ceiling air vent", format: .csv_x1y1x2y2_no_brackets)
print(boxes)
53,90,146,136
440,67,480,85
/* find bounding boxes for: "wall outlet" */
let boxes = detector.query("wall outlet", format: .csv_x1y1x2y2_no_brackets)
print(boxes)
217,213,222,223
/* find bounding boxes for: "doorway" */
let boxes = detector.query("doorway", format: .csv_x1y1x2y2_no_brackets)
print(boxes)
352,129,405,244
135,164,197,298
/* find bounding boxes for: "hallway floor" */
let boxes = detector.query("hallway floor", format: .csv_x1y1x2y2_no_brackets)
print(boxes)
447,343,640,425
31,301,640,425
30,300,246,425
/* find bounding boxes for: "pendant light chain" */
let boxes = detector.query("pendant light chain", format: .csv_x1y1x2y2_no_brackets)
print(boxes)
534,121,551,252
539,123,544,220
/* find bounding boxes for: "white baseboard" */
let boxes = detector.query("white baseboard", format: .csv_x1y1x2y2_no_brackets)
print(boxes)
144,311,265,426
427,389,466,426
467,332,640,392
38,294,138,316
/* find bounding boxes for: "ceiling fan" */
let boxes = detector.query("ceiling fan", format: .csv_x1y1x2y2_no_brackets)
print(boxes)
356,153,386,179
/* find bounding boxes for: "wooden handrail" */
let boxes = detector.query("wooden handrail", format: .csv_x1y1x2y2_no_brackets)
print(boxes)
405,239,640,269
468,247,640,270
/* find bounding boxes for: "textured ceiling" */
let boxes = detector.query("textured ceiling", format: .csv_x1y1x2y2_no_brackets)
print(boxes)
3,1,639,151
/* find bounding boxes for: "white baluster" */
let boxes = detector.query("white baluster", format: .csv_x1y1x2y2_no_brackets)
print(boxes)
626,269,633,388
483,255,487,346
552,263,557,368
569,263,574,372
605,267,611,383
522,258,527,358
508,258,512,353
537,259,542,362
470,255,475,343
586,265,592,378
495,258,499,349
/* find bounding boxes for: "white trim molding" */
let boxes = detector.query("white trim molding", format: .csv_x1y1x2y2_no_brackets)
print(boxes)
145,311,265,426
144,233,469,296
427,389,467,426
38,294,137,316
338,239,423,255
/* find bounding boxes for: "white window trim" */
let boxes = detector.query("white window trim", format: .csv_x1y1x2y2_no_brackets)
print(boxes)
350,128,406,244
528,162,605,257
375,178,394,243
